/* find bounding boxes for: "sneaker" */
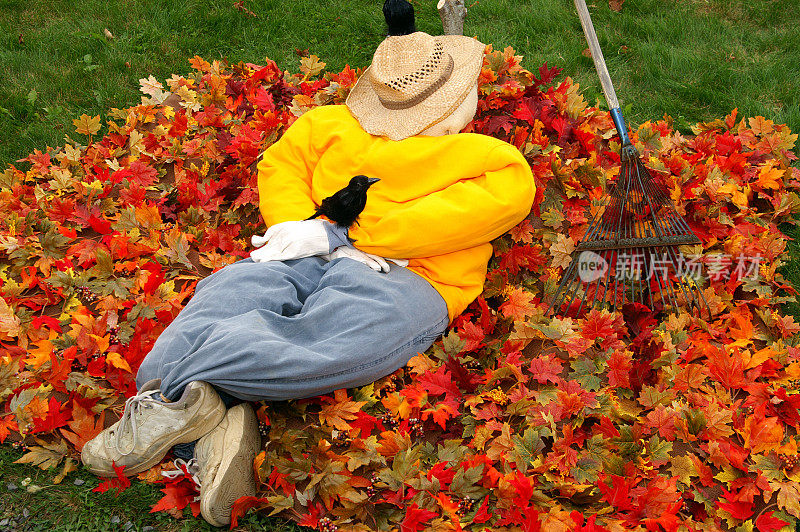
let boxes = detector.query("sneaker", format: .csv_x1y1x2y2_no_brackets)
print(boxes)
81,379,226,477
196,403,260,527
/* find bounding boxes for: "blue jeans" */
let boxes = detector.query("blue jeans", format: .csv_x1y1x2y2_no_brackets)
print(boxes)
136,257,449,402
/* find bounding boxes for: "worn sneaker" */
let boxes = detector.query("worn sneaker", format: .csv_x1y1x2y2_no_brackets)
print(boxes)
81,379,226,477
196,403,260,527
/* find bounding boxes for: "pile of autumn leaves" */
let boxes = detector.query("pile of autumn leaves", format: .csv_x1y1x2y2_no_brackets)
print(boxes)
2,45,800,531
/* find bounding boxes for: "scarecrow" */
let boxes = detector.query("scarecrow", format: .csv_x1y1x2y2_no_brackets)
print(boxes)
81,9,535,526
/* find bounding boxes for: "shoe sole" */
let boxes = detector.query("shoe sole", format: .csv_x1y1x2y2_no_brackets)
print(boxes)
82,397,226,478
201,404,261,527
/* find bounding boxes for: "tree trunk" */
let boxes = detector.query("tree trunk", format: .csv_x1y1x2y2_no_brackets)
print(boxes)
437,0,466,35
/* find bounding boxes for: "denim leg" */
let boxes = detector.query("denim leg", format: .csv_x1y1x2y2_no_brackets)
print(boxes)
141,256,449,402
136,257,328,394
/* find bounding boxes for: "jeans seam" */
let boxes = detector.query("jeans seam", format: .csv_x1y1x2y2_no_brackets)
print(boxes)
258,314,449,384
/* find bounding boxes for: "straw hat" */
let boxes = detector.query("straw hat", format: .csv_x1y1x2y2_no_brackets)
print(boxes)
346,31,485,141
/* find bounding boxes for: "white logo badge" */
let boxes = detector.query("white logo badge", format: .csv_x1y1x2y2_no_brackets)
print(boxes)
577,251,608,283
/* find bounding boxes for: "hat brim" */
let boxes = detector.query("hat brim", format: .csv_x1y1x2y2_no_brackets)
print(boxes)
345,35,486,141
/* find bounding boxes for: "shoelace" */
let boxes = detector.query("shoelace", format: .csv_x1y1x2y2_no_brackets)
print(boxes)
114,389,162,456
162,458,202,501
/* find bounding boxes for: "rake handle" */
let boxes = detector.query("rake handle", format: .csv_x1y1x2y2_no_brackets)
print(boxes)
573,0,632,146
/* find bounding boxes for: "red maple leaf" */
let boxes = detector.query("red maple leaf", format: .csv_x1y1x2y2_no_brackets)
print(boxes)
755,511,790,532
400,503,438,532
597,474,636,511
30,396,72,433
0,415,19,443
93,462,131,496
458,320,486,352
528,354,563,384
606,350,631,389
229,496,269,528
717,488,754,519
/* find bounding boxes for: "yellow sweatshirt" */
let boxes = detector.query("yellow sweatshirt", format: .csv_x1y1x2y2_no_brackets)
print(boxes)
257,105,535,321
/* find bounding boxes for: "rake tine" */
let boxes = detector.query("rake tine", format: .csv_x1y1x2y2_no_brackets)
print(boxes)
549,0,710,321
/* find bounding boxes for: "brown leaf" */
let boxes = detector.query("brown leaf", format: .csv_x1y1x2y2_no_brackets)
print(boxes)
582,48,592,58
609,0,624,11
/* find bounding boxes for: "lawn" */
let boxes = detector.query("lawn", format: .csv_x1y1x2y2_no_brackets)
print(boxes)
1,0,799,530
2,0,798,169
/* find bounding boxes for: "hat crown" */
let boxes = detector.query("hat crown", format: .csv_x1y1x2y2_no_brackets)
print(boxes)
369,32,454,108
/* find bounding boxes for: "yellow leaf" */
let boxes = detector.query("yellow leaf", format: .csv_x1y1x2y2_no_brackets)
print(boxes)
134,204,162,230
14,439,68,470
381,392,411,420
407,353,436,375
26,395,49,419
777,481,800,518
72,114,101,136
106,352,132,373
53,457,77,484
299,55,326,79
0,298,21,340
669,454,696,486
549,234,575,270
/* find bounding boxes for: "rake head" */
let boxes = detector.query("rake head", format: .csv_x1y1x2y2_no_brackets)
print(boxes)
548,145,710,319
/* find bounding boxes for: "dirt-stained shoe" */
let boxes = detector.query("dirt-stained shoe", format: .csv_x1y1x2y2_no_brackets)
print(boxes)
196,402,260,527
81,379,226,477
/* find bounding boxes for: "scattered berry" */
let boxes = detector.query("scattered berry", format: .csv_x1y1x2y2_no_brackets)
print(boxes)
779,454,798,469
318,516,338,532
456,496,475,515
75,286,97,304
380,412,398,429
408,417,423,437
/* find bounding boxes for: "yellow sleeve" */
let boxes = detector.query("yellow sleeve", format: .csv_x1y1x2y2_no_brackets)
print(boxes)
256,111,320,226
350,143,535,258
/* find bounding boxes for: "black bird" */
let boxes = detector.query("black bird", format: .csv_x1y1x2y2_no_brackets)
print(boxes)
383,0,416,36
307,175,380,229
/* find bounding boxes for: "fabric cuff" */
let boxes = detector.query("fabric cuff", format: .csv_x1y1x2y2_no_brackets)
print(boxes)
324,222,350,252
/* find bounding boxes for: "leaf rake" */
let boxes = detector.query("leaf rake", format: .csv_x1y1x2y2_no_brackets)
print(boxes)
548,0,709,319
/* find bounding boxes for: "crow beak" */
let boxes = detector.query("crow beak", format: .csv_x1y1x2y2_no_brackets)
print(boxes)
366,177,380,186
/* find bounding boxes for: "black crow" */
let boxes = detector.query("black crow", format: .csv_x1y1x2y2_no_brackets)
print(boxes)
384,0,416,36
307,175,380,228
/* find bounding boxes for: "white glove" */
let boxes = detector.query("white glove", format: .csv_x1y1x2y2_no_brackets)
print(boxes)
250,220,330,262
322,246,409,273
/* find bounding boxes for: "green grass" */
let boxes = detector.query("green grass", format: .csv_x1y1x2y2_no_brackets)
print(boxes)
0,445,306,531
1,0,798,168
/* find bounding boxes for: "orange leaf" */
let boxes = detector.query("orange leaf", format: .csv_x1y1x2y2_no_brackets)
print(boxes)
499,287,535,321
421,402,458,430
738,413,784,454
756,163,784,190
26,396,50,420
743,346,776,370
60,404,105,452
318,389,367,431
105,352,132,373
25,337,55,369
